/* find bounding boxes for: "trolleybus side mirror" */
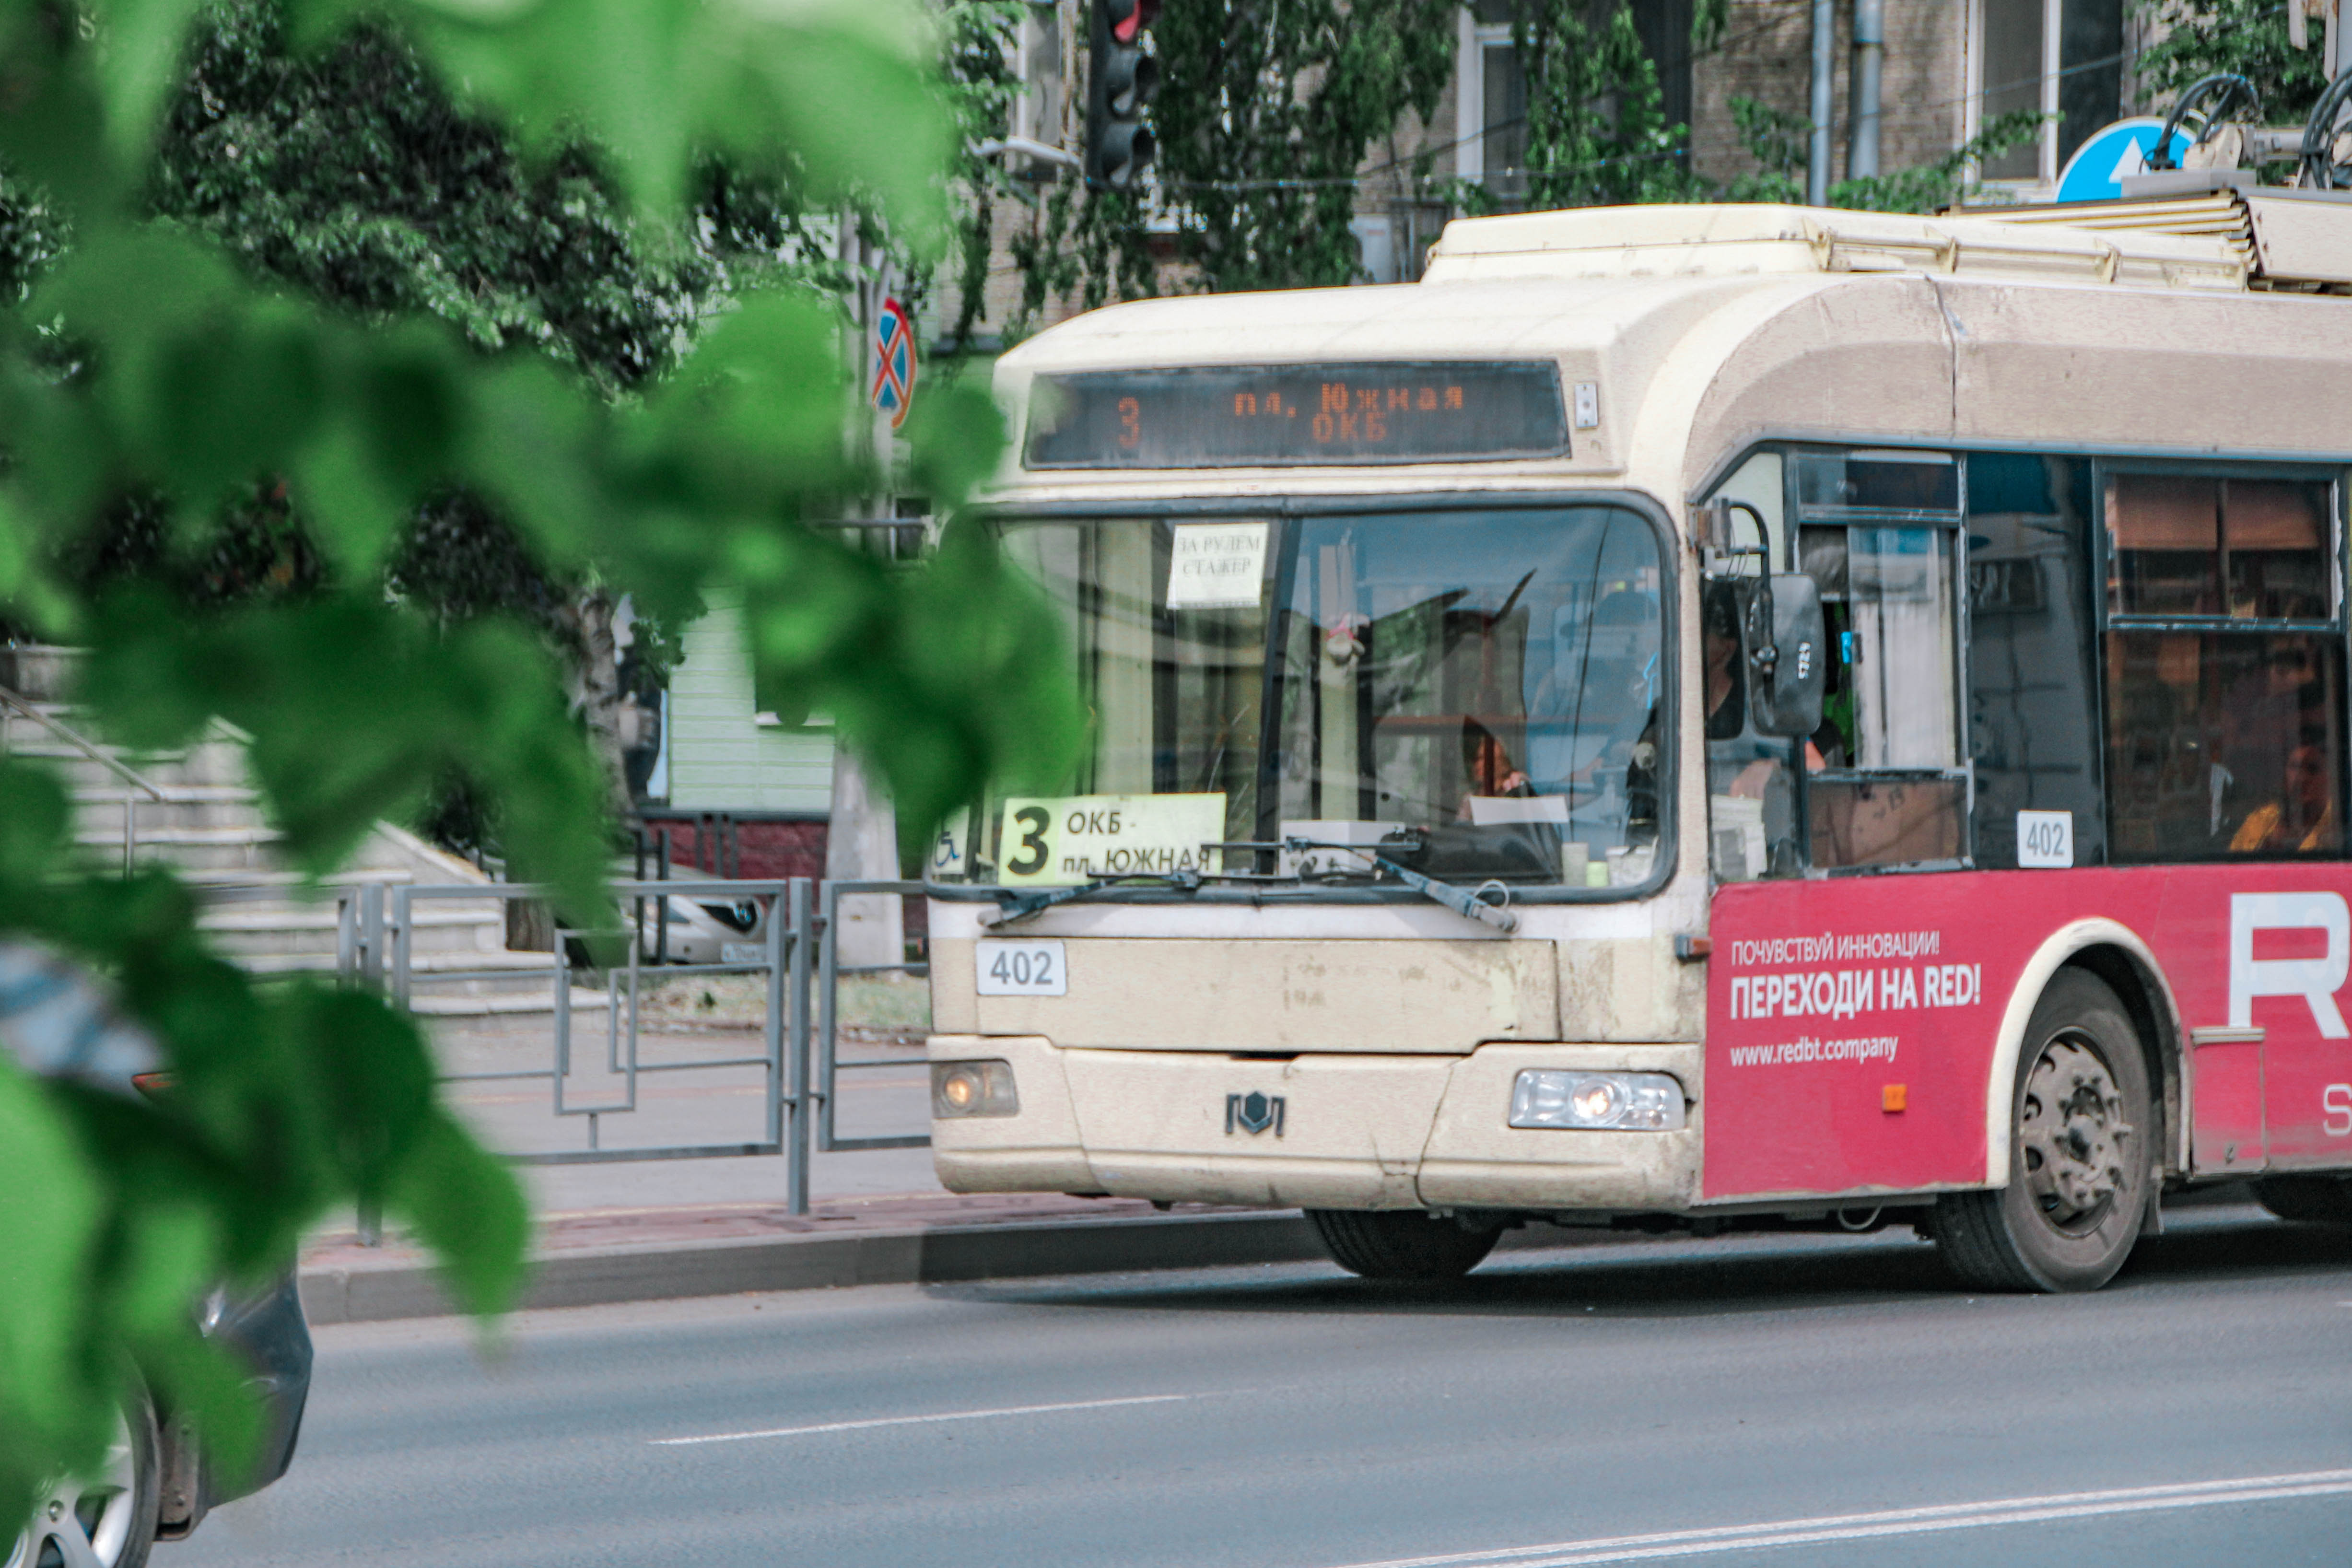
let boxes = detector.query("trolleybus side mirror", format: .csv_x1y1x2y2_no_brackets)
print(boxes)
1745,573,1826,737
1697,499,1825,738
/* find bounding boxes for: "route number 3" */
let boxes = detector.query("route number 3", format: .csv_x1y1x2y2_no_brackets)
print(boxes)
1005,805,1053,877
976,938,1066,997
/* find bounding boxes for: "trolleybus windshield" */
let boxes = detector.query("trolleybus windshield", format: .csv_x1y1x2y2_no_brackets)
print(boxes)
969,505,1665,890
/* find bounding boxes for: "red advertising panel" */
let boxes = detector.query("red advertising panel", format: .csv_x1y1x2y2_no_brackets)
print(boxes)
1703,866,2352,1201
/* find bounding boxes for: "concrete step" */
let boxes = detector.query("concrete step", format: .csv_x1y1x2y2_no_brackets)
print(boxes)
78,805,275,841
6,732,250,783
185,867,415,889
72,785,258,805
22,696,596,1016
199,905,506,959
79,825,282,850
86,830,283,873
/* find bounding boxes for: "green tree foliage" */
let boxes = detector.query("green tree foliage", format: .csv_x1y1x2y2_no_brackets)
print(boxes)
1000,0,1941,316
1151,0,1460,292
1453,0,1710,215
0,0,1079,1534
936,0,1029,348
1008,180,1157,325
1015,0,1461,311
154,2,717,395
1720,97,2047,214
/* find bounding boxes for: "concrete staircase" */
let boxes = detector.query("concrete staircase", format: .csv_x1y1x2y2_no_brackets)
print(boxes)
0,679,596,1017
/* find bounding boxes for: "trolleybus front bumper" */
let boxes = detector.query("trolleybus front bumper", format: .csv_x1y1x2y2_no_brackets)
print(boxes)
929,1034,1703,1212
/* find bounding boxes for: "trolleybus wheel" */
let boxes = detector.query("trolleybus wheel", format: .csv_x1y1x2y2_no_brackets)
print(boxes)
2253,1174,2352,1225
1306,1208,1501,1280
1933,970,2152,1294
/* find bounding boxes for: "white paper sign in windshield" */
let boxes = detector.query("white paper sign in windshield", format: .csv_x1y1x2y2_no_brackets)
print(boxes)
1165,522,1268,609
1466,795,1570,826
997,794,1227,887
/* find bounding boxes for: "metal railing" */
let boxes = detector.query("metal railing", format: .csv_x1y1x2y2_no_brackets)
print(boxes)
200,871,936,1240
815,878,931,1154
0,686,189,873
384,878,819,1197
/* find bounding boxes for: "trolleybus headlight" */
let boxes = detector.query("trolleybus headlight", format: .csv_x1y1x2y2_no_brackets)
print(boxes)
932,1059,1020,1118
1509,1070,1685,1131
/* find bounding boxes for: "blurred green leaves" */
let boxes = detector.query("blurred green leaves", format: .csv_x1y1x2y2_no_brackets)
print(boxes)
0,0,1081,1541
269,0,957,233
81,592,612,908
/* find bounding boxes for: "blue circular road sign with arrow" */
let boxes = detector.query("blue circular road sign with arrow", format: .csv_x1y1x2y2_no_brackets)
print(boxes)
2055,117,2197,203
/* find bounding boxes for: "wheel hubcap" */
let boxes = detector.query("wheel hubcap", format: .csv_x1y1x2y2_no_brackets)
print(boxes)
2019,1033,2133,1235
6,1418,138,1568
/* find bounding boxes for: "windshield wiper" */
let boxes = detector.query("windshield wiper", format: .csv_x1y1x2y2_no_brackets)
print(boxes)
1279,837,1519,933
980,844,1520,935
982,870,1205,928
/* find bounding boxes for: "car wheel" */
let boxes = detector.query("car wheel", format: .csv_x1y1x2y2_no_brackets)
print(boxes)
1935,970,2153,1294
5,1402,160,1568
1306,1208,1501,1280
2253,1174,2352,1224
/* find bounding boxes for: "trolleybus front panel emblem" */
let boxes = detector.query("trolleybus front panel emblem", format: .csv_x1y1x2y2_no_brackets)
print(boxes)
1225,1091,1287,1137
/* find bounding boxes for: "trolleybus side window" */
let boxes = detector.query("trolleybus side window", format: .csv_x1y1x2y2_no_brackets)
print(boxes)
1791,450,1968,872
2103,469,2345,863
1964,453,2104,869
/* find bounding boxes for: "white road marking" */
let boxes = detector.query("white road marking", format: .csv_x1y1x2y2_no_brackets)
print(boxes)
653,1393,1198,1447
1323,1469,2352,1568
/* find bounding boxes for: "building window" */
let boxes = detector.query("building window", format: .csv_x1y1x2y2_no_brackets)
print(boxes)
1456,0,1529,197
1451,1,1690,202
1972,0,2126,186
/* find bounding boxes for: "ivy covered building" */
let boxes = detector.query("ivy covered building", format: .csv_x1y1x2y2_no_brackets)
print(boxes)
942,0,2155,330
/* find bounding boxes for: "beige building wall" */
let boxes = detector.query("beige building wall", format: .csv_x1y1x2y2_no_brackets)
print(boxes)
664,593,836,813
1689,1,1967,190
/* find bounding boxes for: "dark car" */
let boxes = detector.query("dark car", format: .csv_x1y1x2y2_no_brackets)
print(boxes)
2,940,313,1568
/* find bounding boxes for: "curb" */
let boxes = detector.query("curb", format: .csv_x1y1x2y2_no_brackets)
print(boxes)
299,1210,1331,1325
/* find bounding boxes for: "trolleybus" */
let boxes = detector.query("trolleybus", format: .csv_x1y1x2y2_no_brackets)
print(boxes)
923,197,2352,1292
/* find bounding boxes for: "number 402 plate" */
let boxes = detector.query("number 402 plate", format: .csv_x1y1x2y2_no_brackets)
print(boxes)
974,938,1067,997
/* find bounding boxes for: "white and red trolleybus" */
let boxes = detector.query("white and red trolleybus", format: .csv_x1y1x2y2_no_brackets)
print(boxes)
922,197,2352,1292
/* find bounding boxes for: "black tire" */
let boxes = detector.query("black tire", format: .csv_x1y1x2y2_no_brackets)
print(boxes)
2254,1174,2352,1224
1935,970,2153,1294
115,1400,160,1568
1305,1208,1501,1280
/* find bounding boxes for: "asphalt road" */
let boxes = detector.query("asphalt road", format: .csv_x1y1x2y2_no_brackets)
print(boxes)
174,1205,2351,1568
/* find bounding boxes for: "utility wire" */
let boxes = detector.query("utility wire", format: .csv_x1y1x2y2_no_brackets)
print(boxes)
1158,43,2140,198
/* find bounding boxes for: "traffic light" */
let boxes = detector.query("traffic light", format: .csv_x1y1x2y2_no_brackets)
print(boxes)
1085,0,1159,191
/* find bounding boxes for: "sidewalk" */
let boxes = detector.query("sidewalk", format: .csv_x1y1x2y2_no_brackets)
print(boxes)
312,995,1326,1323
299,1192,1329,1325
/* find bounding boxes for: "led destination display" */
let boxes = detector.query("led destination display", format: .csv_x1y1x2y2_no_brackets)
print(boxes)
1024,362,1569,468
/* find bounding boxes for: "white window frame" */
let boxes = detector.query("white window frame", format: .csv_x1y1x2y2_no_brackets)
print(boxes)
1965,0,2064,189
1453,7,1517,187
1966,0,2138,192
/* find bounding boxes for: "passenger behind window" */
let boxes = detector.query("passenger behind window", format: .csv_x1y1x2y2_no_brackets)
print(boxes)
2231,740,2340,854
